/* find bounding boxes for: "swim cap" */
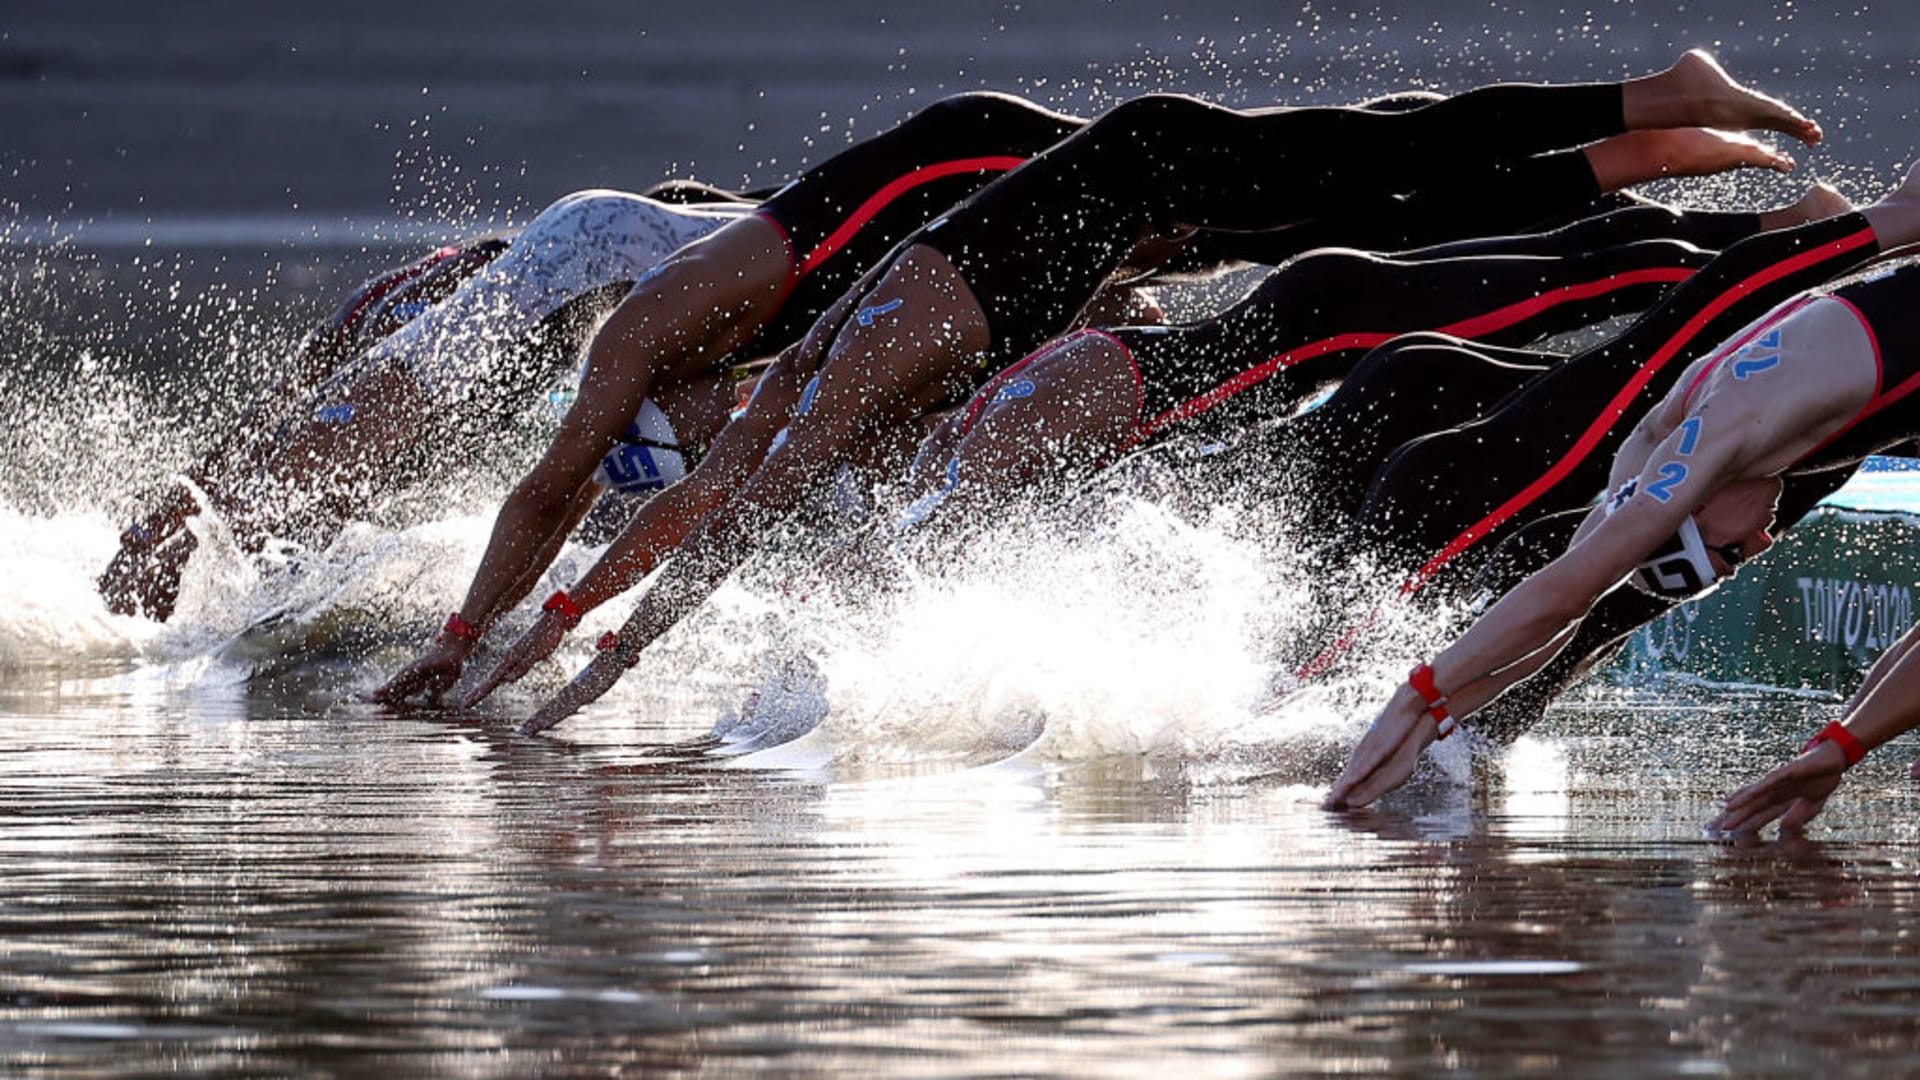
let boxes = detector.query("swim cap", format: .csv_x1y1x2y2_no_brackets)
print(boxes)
593,398,687,495
1629,515,1722,598
1606,478,1743,599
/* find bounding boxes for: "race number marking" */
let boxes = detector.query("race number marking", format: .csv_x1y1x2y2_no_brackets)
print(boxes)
991,379,1036,405
1644,462,1690,503
1732,328,1781,380
1676,416,1703,456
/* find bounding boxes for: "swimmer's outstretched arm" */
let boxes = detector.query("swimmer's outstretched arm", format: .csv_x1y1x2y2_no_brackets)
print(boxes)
458,350,809,707
1709,623,1920,835
462,263,899,708
511,241,958,731
1329,166,1920,808
371,222,789,705
1326,422,1753,810
517,369,910,734
99,311,386,617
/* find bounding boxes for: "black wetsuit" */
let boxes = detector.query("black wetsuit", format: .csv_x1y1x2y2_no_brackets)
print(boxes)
1162,212,1885,683
912,82,1631,365
740,92,1086,358
1112,204,1766,435
955,203,1765,447
1335,211,1886,598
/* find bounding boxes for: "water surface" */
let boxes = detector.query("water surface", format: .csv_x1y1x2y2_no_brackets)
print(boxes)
4,678,1918,1076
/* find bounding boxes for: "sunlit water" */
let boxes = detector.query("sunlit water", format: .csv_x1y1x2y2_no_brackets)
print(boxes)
11,3,1920,1072
7,686,1920,1075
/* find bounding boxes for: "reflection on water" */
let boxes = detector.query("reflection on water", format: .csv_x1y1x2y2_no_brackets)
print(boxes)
3,680,1918,1076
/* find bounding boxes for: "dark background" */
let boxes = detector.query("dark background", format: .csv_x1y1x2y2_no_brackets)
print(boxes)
4,0,1915,234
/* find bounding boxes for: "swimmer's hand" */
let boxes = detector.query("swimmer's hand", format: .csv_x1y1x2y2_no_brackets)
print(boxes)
99,486,203,620
518,650,628,736
461,611,570,708
1323,688,1437,810
98,531,197,622
370,639,472,706
1707,739,1849,836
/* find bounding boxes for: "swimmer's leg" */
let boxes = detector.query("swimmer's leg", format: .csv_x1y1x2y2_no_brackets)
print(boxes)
1119,51,1817,230
921,66,1732,358
1395,181,1850,265
1128,232,1715,442
1231,335,1556,521
1239,126,1796,267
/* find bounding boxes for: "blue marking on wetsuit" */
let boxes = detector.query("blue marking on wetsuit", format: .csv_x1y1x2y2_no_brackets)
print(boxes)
391,300,430,323
991,379,1036,405
943,456,961,491
1732,329,1782,380
316,403,357,424
796,376,821,416
855,297,905,327
1645,462,1690,503
1676,417,1703,456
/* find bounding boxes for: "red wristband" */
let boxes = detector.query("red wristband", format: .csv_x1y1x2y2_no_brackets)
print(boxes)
1408,663,1457,740
596,631,638,668
441,612,481,644
1802,721,1867,767
542,589,586,629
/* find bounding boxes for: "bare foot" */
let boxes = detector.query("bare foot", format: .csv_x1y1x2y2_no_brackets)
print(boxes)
1586,127,1793,191
1757,182,1854,231
1860,162,1920,250
1626,49,1823,146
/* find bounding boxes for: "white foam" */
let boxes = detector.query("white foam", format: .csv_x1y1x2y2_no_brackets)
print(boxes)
0,504,160,672
743,497,1346,769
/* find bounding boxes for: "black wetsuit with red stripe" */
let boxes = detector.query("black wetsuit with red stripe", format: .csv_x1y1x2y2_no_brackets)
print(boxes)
1245,212,1886,684
1338,211,1888,597
740,92,1084,359
1109,203,1766,437
913,82,1631,366
957,203,1759,448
